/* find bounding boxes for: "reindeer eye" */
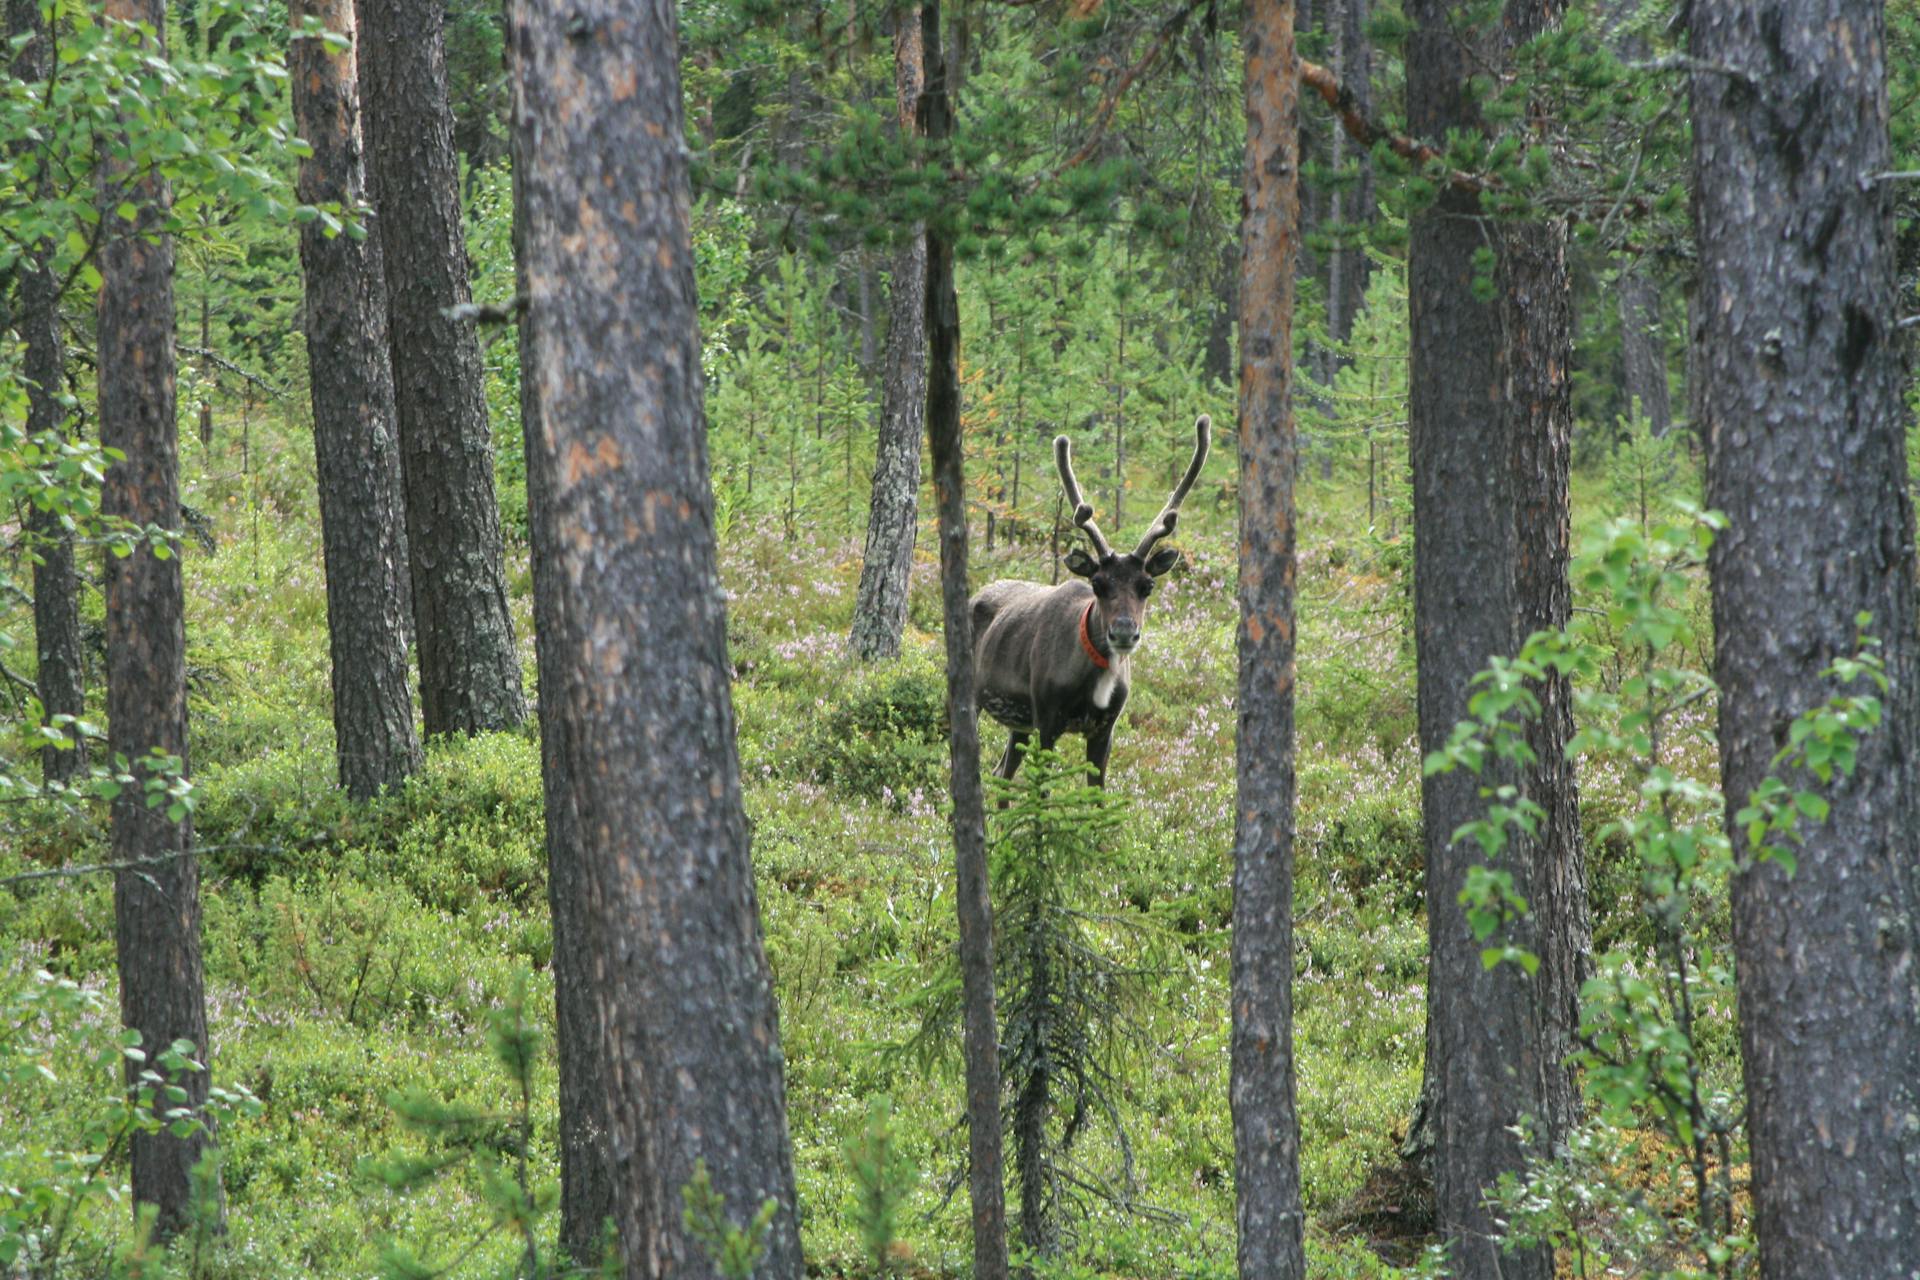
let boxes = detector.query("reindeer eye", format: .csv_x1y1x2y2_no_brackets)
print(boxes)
1092,580,1112,598
1140,581,1153,597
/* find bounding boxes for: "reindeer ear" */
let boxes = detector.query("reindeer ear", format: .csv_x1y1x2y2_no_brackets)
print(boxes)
1064,547,1100,578
1145,547,1181,577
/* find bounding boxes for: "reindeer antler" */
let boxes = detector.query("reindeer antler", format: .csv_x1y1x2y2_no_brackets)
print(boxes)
1132,415,1211,559
1054,434,1116,560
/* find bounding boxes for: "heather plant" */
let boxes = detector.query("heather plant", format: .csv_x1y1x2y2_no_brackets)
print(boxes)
1431,511,1889,1277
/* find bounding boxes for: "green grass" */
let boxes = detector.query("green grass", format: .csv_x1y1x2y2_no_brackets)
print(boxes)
0,409,1696,1278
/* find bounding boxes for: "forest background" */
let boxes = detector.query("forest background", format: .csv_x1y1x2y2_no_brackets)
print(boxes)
2,0,1919,1277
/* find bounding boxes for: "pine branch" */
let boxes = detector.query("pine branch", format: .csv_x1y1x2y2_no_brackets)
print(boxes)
1297,57,1495,195
1027,0,1209,193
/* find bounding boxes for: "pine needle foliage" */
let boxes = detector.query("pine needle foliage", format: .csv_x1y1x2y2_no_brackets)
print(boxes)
363,971,561,1280
986,748,1159,1260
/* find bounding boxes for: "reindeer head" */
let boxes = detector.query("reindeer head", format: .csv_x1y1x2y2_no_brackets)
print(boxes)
1056,415,1211,655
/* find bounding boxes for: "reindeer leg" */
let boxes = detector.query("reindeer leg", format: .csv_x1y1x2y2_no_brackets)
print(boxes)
1086,723,1114,788
996,730,1030,782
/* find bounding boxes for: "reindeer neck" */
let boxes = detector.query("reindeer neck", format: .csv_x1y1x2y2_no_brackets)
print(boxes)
1078,600,1112,670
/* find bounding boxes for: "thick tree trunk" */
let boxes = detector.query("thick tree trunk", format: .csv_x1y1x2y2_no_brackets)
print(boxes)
1404,1,1577,1273
1499,213,1586,1158
98,0,216,1240
290,0,423,801
356,0,526,737
508,3,803,1277
1691,0,1920,1270
8,0,86,787
922,6,1010,1277
1230,4,1307,1278
507,26,614,1263
849,8,927,663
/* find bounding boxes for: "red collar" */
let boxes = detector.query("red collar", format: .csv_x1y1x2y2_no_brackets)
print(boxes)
1079,601,1110,670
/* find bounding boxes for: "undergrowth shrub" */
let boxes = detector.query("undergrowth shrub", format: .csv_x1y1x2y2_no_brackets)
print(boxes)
195,732,545,911
0,967,258,1279
801,658,948,806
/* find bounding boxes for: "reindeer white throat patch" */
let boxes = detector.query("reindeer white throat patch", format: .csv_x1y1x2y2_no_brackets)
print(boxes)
1092,654,1129,710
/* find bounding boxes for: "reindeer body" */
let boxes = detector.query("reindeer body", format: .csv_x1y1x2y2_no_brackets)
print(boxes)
969,416,1210,787
972,578,1131,782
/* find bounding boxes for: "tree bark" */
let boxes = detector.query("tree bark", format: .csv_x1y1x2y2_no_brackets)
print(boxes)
1230,3,1307,1278
1324,0,1374,357
291,0,424,801
1404,0,1580,1272
1691,0,1920,1270
1602,6,1671,439
1616,266,1672,435
1498,177,1586,1166
849,8,927,663
8,0,86,787
508,2,802,1276
922,5,1010,1277
98,0,217,1239
356,0,526,738
507,21,613,1262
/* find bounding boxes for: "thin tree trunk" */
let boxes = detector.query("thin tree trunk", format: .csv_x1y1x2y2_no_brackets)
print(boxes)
508,2,802,1275
357,0,526,737
8,0,86,787
99,0,217,1239
923,5,1010,1276
291,0,423,801
1602,7,1671,439
1230,3,1307,1277
1691,0,1920,1269
849,4,927,663
1326,0,1374,356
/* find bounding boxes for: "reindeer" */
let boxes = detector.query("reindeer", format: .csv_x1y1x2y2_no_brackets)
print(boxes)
970,415,1211,787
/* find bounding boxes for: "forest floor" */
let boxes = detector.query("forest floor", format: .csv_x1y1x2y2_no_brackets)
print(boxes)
0,415,1703,1278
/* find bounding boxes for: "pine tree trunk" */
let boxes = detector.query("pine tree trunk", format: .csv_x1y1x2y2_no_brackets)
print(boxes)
1499,209,1586,1161
1691,0,1920,1269
1325,0,1374,356
98,0,217,1239
923,6,1010,1276
506,24,614,1261
1404,1,1566,1273
520,333,614,1264
356,0,526,737
508,3,803,1276
1230,4,1307,1277
290,0,423,801
849,7,927,663
1602,4,1671,439
8,0,86,787
1616,267,1672,434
